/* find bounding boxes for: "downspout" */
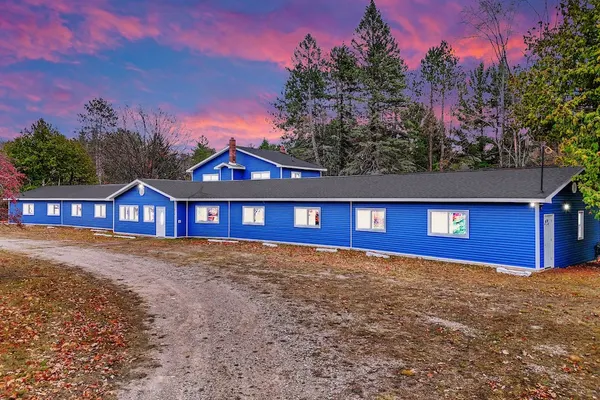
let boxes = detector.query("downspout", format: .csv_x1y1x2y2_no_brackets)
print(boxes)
280,167,283,179
186,201,189,237
60,200,63,226
535,203,541,269
349,201,353,248
174,201,178,238
228,201,231,238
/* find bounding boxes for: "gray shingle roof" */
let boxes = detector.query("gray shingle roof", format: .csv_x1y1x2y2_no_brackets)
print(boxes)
237,147,326,170
140,167,582,203
18,184,126,200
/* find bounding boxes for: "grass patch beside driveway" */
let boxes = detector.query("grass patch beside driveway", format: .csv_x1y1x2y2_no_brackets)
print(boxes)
1,225,600,399
0,251,148,400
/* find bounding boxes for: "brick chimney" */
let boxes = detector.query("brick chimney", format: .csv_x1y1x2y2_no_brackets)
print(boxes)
229,137,236,164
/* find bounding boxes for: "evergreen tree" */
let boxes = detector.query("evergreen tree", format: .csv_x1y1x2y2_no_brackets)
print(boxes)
191,135,216,165
273,34,327,166
326,45,360,175
520,0,600,215
348,0,411,174
258,138,279,151
77,98,118,183
420,41,462,170
5,119,96,189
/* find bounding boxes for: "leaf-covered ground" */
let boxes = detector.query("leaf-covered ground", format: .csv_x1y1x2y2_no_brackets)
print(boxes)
0,250,149,400
1,225,599,399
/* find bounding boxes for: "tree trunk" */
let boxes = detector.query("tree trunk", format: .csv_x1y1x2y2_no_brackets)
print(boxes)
307,85,321,166
440,89,446,172
428,84,434,171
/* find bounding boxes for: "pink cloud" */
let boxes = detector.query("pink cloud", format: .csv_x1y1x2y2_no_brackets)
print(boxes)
180,98,282,148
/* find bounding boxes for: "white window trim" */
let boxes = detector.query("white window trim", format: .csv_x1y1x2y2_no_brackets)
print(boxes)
242,206,265,225
143,205,155,223
47,203,60,216
202,173,219,182
578,210,584,240
23,203,34,216
71,203,82,217
94,204,106,219
427,209,470,239
251,171,271,180
294,207,321,229
291,171,302,179
195,205,220,224
355,208,386,232
119,205,139,222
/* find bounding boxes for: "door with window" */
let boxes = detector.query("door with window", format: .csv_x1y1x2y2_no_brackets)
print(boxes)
156,207,166,237
543,214,555,268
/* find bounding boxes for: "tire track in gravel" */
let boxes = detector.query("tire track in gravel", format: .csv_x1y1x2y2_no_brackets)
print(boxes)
0,238,382,400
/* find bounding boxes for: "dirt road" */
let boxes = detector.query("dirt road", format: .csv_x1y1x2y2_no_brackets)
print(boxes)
0,238,378,400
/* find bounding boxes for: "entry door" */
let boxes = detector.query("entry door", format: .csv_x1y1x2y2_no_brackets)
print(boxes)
543,214,555,268
156,207,166,237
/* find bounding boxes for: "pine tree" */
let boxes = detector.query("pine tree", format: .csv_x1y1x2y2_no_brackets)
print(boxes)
420,41,462,170
273,34,327,166
348,0,411,174
326,45,360,175
77,98,118,184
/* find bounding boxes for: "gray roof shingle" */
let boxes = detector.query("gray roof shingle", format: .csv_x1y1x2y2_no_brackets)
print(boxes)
139,166,581,202
18,184,126,200
237,147,326,170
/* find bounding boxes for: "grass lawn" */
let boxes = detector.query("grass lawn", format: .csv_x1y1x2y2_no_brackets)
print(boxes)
0,249,149,399
1,225,599,399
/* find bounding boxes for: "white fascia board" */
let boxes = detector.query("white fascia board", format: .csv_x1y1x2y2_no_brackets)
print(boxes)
542,169,584,203
10,198,111,201
178,197,546,203
185,147,228,172
107,179,176,201
213,162,246,170
236,148,327,172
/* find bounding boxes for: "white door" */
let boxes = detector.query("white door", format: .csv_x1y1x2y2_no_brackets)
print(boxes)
543,214,555,268
156,207,166,237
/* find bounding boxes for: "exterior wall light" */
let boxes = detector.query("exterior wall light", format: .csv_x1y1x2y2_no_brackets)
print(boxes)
530,202,536,208
563,203,570,211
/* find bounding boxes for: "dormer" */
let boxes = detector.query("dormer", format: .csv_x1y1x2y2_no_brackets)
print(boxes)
186,137,326,182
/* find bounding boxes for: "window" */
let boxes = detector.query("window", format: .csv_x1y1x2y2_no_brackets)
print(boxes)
242,206,265,225
196,206,219,223
251,171,270,180
578,211,584,240
94,204,106,218
119,205,139,222
203,173,219,182
294,207,320,228
143,205,155,222
428,210,469,238
71,204,82,217
23,203,34,216
291,171,302,179
356,208,386,232
46,203,60,216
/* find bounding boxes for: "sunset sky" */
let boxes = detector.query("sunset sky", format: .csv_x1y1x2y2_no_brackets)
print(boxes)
0,0,553,148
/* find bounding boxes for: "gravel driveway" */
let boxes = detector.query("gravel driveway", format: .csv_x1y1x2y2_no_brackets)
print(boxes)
0,238,380,400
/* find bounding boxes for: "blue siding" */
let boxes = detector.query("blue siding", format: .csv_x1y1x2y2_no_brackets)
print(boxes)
191,150,322,181
281,168,321,179
230,202,351,247
11,200,62,225
176,202,187,237
352,202,537,268
187,201,230,238
540,186,600,268
62,201,113,229
114,186,174,237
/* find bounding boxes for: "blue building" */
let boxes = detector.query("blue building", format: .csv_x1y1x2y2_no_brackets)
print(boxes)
10,166,599,271
186,138,326,182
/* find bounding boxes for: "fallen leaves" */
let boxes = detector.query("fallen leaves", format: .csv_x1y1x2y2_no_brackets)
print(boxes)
0,252,147,399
